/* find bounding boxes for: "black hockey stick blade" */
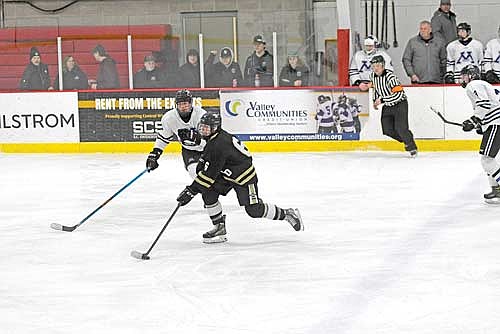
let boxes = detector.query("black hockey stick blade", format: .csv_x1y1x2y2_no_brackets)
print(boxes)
130,250,150,260
429,106,463,127
50,223,77,232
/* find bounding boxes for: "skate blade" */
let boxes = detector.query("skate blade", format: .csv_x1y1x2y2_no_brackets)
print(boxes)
485,198,500,205
295,208,304,231
203,235,228,244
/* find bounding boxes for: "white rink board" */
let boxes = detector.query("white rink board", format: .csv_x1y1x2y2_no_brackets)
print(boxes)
0,91,79,143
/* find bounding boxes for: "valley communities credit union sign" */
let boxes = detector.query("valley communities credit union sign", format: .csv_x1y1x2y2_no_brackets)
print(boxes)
220,89,366,141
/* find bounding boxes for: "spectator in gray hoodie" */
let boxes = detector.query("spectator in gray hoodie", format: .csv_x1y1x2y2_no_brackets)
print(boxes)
403,20,447,84
431,0,457,45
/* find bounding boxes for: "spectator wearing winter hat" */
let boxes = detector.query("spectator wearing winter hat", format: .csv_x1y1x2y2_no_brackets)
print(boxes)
133,55,168,88
90,44,120,89
431,0,458,45
244,35,274,87
279,52,310,87
205,47,243,88
19,47,53,90
177,49,201,88
54,55,89,90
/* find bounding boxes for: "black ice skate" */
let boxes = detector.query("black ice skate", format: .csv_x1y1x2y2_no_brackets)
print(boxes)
484,186,500,204
284,208,304,231
409,149,418,158
203,215,227,243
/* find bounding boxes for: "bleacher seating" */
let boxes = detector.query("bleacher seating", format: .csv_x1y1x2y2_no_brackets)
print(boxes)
0,24,178,90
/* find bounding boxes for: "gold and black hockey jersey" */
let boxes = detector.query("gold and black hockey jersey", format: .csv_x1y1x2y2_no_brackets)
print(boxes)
190,129,256,193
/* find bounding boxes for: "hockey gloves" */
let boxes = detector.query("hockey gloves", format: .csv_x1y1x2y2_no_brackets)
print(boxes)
485,70,500,84
443,72,455,84
462,116,482,134
146,148,162,172
178,128,201,147
177,186,197,206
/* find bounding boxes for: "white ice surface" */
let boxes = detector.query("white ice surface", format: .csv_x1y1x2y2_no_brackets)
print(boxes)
1,151,500,334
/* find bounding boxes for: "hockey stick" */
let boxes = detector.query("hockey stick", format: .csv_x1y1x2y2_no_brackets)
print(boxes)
131,203,181,260
392,0,398,47
429,106,462,126
50,168,149,232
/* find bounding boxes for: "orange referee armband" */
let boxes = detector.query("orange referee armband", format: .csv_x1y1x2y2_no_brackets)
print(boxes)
391,85,403,93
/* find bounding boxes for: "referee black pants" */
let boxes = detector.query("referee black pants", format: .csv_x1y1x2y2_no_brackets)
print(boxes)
381,99,417,151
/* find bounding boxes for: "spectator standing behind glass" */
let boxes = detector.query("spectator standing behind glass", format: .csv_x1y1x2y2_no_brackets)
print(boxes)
402,21,446,84
90,44,119,89
244,35,274,87
349,36,393,91
53,55,88,90
444,23,484,84
279,53,310,87
20,47,53,90
178,49,200,88
431,0,457,45
205,47,243,88
484,25,500,84
133,55,167,88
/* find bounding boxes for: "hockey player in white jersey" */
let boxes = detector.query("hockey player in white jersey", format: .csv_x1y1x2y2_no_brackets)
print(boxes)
349,36,393,91
444,22,484,84
333,94,361,133
483,25,500,84
145,89,207,178
460,65,500,203
315,95,337,133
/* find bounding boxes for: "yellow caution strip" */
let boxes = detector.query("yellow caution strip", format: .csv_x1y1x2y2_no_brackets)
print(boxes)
0,140,481,154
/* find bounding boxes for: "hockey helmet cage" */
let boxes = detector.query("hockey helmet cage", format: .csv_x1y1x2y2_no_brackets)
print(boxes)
175,89,193,104
198,112,222,137
338,94,348,103
460,65,481,87
364,35,378,46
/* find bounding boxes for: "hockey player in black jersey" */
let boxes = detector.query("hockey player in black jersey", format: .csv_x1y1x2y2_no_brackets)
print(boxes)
176,112,304,243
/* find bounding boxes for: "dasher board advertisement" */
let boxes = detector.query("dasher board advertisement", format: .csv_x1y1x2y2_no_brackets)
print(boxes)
220,89,367,140
0,92,79,143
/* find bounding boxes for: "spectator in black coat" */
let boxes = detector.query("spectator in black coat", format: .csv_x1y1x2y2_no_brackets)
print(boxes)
90,44,120,89
19,47,53,90
205,47,243,87
54,55,89,90
178,49,200,88
279,53,310,87
243,35,274,87
133,55,168,88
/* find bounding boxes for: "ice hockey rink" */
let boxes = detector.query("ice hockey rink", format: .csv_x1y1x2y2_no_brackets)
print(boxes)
1,151,500,334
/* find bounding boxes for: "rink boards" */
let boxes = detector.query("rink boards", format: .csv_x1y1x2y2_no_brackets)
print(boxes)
0,87,485,153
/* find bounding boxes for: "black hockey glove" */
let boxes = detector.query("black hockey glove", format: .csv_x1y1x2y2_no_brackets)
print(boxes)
177,186,197,206
462,116,482,133
177,128,201,147
485,70,500,84
146,148,162,172
443,72,455,84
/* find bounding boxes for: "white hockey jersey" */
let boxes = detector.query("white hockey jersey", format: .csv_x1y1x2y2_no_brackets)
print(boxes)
349,50,393,85
333,102,359,133
316,100,336,128
446,38,484,82
465,80,500,130
484,38,500,78
154,106,207,152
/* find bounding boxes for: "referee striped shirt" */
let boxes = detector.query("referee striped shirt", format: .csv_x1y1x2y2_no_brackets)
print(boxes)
370,69,406,106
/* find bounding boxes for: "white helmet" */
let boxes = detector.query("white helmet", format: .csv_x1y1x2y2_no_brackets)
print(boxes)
364,35,378,54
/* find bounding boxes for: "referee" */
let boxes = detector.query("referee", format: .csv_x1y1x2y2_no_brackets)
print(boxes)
370,55,418,157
